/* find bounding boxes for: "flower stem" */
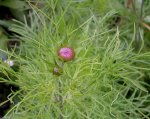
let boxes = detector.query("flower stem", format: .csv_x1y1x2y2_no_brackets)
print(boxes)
58,79,63,119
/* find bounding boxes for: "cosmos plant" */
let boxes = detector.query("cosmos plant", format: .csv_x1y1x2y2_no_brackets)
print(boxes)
0,0,150,119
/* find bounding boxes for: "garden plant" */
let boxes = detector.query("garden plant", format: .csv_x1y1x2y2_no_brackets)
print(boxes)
0,0,150,119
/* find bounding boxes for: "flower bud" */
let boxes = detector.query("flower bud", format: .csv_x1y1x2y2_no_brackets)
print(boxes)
53,67,62,76
58,47,75,62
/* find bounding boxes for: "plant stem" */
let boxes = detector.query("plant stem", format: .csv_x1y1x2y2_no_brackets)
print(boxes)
58,80,63,119
140,0,144,20
135,0,144,51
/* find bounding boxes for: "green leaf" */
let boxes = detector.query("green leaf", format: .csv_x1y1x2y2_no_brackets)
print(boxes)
0,0,29,10
130,79,148,92
0,27,9,51
0,19,14,28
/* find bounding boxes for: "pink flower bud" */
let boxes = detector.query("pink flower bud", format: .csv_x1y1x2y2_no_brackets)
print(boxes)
58,47,75,61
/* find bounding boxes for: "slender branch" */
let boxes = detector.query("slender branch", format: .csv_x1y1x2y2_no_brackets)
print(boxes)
142,22,150,31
